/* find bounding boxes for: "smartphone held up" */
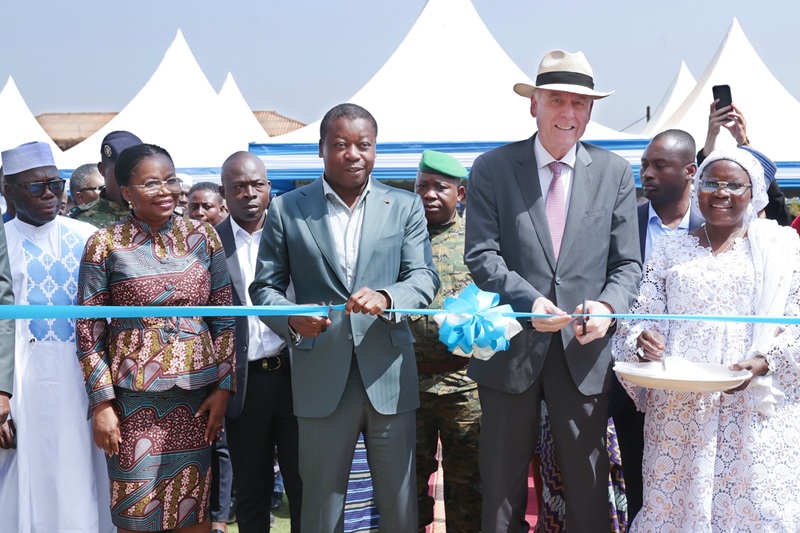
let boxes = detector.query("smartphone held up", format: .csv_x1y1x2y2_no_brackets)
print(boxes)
713,84,733,110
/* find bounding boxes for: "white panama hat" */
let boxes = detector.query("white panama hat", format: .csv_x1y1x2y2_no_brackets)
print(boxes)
514,49,614,100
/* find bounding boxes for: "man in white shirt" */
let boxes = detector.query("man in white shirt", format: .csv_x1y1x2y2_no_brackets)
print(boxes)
0,141,113,533
217,151,301,533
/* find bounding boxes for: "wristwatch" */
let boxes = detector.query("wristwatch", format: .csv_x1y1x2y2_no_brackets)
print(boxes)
289,325,302,345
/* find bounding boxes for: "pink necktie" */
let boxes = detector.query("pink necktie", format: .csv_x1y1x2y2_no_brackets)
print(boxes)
546,161,566,259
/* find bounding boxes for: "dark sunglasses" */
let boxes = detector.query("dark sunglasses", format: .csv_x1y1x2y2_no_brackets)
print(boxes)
13,179,67,197
79,185,105,192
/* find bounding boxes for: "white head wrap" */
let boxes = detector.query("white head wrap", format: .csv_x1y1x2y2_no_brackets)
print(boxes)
1,141,56,175
694,147,768,223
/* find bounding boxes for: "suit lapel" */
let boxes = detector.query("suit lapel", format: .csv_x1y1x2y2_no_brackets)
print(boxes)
217,219,246,306
638,202,649,262
354,178,390,285
557,143,593,263
515,135,557,272
297,177,349,290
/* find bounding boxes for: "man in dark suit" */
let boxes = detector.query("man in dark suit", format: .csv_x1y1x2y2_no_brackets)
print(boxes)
464,50,642,533
611,128,702,522
217,151,301,532
250,103,439,533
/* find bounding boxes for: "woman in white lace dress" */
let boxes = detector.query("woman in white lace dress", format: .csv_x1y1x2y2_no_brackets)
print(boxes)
613,147,800,532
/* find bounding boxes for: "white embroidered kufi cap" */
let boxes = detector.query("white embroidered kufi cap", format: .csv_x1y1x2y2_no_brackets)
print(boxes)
1,141,56,175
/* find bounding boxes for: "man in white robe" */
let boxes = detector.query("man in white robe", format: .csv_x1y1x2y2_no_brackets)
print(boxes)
0,141,113,533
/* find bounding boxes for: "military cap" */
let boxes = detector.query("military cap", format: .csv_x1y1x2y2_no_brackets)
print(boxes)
101,131,143,161
418,150,468,180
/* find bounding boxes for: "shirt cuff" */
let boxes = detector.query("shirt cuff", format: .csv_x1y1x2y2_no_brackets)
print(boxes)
377,289,400,323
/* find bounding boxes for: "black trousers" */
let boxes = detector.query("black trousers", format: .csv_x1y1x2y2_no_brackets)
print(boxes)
228,360,302,533
210,420,233,523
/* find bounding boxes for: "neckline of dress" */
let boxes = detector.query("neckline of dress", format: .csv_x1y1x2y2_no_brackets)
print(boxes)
702,223,747,257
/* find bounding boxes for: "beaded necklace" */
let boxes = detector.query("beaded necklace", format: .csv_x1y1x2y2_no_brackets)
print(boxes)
703,223,747,256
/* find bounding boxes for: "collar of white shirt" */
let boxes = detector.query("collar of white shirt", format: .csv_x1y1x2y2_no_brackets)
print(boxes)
322,175,372,207
229,215,263,242
534,135,578,172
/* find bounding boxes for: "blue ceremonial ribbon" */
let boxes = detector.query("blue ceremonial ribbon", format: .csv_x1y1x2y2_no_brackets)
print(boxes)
0,304,347,320
0,285,797,327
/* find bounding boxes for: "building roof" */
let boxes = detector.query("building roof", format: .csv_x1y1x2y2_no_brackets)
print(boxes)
35,109,304,152
252,111,305,137
36,112,116,150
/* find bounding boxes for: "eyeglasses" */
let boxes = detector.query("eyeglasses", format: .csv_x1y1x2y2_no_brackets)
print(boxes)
12,179,66,197
699,179,752,195
79,185,105,192
127,177,183,196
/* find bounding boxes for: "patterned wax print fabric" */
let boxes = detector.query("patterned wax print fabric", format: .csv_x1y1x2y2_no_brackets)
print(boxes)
108,386,212,530
76,213,235,409
613,233,800,532
535,404,627,533
0,217,114,533
75,214,235,531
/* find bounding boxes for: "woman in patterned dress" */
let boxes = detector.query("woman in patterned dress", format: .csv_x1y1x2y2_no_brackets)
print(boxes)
614,148,800,532
76,144,235,532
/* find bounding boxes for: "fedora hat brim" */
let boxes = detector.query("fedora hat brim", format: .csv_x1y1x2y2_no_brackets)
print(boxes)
513,82,613,100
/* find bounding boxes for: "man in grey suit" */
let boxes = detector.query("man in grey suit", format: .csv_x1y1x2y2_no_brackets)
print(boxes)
218,151,301,532
250,103,439,533
464,50,642,532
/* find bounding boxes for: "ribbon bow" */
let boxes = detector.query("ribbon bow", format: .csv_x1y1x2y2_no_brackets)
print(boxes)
433,284,523,360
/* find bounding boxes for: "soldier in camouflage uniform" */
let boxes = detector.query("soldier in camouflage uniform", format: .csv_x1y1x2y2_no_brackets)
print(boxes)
411,150,481,532
70,131,141,227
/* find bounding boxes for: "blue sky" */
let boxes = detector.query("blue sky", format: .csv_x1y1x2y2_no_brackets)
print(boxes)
2,0,797,132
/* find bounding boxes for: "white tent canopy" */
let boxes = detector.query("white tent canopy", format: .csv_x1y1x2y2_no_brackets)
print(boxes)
0,76,63,161
268,0,636,144
218,72,271,142
640,61,696,137
659,18,800,160
60,30,263,171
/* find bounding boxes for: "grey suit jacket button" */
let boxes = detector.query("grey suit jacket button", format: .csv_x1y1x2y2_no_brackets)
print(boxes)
347,333,353,340
555,276,562,284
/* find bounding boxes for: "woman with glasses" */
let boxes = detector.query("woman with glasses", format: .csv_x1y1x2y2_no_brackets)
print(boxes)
76,143,235,533
613,147,800,531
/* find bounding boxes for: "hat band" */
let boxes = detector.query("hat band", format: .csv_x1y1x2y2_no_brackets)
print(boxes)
535,71,594,90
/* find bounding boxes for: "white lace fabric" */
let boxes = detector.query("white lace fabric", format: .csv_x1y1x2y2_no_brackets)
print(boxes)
613,233,800,531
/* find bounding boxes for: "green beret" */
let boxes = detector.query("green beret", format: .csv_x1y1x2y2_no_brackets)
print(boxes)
418,150,468,180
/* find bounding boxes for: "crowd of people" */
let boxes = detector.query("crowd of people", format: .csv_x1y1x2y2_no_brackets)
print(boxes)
0,47,799,533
